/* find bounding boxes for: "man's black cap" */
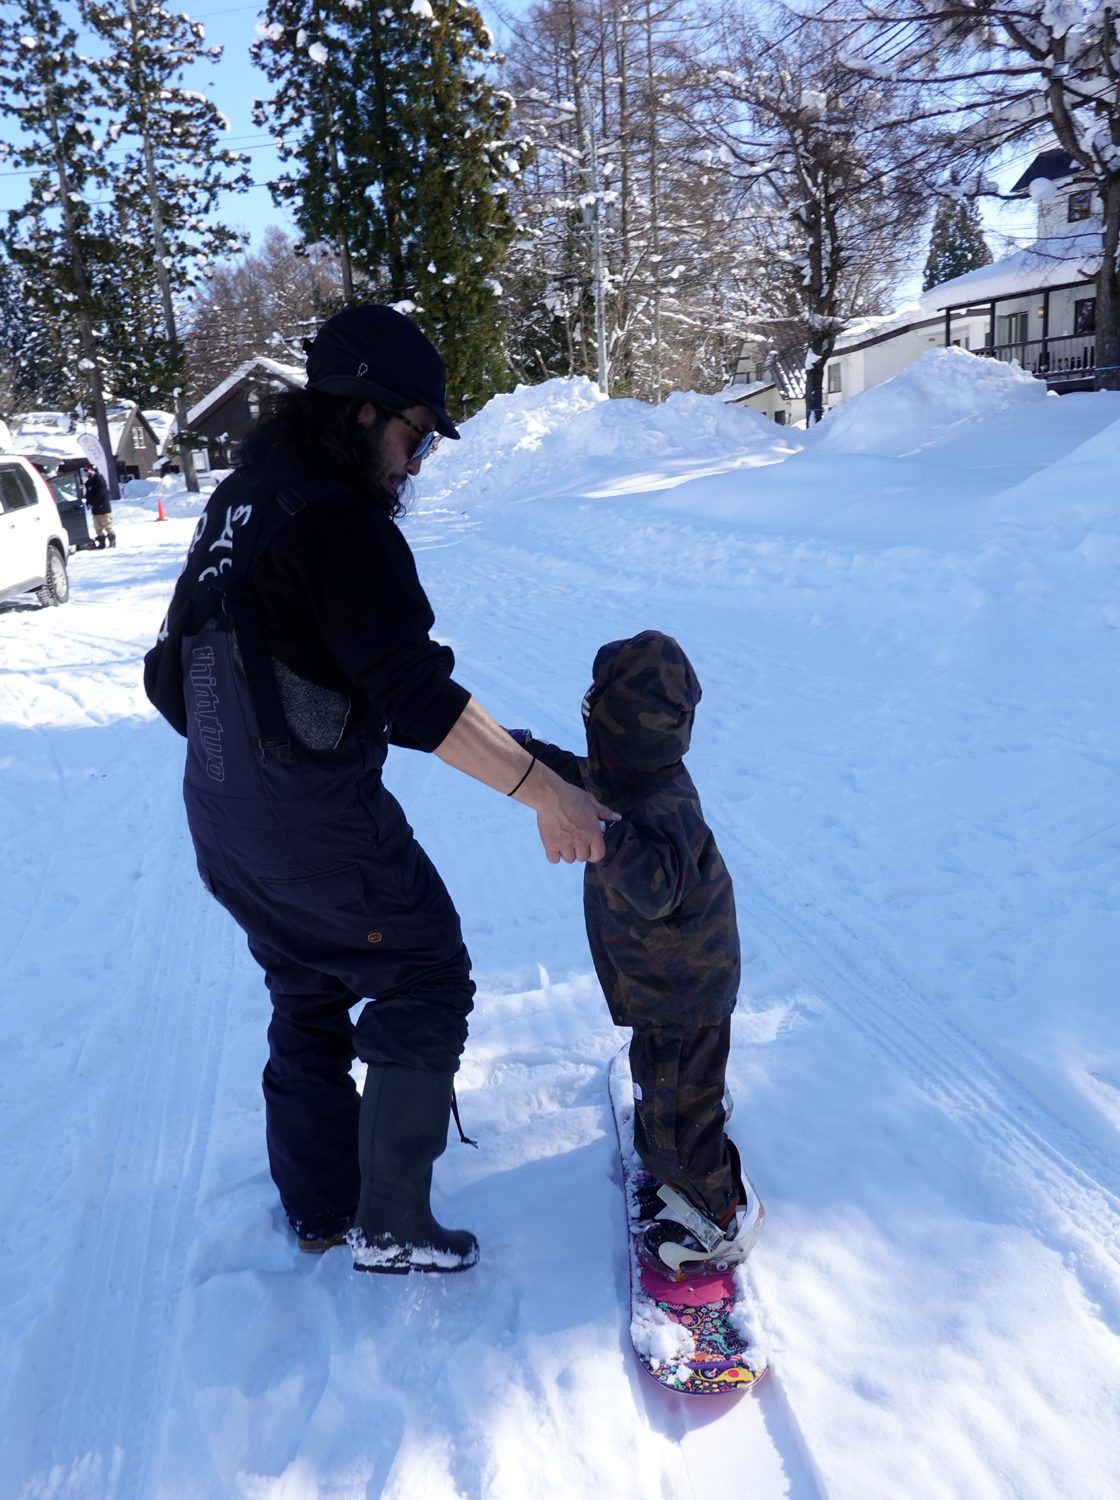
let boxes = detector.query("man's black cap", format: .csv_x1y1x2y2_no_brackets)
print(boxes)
303,304,460,439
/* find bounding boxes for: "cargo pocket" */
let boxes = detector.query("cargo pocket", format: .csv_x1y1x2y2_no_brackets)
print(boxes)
260,864,365,910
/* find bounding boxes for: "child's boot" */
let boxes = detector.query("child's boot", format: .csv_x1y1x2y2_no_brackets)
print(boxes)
640,1141,764,1279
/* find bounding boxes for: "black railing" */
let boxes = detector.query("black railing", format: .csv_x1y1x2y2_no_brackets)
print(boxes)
980,334,1096,384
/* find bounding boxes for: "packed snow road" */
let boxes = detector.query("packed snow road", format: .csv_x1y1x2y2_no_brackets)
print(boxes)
1,356,1118,1498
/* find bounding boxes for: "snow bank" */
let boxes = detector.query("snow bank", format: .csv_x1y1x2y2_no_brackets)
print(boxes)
424,377,793,510
812,346,1045,457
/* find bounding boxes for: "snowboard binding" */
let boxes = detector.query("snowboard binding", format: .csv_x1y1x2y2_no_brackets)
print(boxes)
638,1144,765,1281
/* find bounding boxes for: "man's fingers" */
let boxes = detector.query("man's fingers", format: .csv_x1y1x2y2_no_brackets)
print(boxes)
537,786,610,865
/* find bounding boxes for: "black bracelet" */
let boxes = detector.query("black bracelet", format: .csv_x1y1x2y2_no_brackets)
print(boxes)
507,756,536,797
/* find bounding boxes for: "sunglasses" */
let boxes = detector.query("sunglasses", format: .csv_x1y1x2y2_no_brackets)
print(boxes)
381,407,442,462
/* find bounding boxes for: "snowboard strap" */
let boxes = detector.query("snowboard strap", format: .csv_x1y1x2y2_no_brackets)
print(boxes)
654,1185,725,1253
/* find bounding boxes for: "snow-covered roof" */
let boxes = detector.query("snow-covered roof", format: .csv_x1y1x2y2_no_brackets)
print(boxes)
11,405,157,458
188,356,306,426
11,431,89,465
70,404,157,456
723,379,774,403
13,411,72,437
142,410,176,439
830,294,994,356
930,226,1100,309
142,410,177,454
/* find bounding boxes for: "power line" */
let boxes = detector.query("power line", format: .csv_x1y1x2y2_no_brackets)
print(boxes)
0,138,278,179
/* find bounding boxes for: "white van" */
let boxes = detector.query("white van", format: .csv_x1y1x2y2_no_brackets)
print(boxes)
0,454,71,607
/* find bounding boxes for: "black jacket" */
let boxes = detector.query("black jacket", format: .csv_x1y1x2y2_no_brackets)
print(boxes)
143,458,469,751
84,471,110,514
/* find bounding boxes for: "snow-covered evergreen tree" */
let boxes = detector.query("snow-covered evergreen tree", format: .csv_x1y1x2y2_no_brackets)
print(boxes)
251,0,365,302
81,0,250,489
0,250,37,417
86,193,177,408
253,0,525,417
0,0,119,491
922,198,992,291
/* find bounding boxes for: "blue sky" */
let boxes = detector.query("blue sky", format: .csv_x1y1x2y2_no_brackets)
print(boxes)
0,0,511,250
1,2,1037,296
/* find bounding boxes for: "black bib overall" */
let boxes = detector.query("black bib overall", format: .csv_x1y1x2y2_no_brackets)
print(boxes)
172,477,474,1236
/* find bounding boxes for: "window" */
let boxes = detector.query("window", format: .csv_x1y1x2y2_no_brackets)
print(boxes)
1068,191,1092,222
774,410,787,425
0,464,38,513
1074,297,1096,335
827,363,842,394
1000,312,1029,345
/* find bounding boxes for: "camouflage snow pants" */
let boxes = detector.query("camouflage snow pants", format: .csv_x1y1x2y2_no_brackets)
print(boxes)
629,1015,739,1224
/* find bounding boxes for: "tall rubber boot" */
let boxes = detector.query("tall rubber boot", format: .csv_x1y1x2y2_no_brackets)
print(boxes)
349,1065,479,1275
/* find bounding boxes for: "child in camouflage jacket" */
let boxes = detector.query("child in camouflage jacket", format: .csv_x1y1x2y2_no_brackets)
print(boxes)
512,629,762,1277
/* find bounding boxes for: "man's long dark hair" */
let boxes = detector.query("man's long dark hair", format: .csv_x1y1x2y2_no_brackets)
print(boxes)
237,387,403,517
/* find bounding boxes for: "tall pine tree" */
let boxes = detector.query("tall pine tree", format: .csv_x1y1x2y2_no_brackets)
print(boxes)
82,0,251,490
253,0,526,417
922,198,992,291
0,0,119,492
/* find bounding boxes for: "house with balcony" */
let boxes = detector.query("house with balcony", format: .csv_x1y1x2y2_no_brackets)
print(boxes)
725,146,1102,423
931,148,1100,390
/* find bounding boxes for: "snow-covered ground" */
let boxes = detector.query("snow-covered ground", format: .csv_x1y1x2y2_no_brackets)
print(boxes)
2,349,1118,1499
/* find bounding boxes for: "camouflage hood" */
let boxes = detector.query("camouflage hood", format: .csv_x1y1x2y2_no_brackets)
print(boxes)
584,630,702,775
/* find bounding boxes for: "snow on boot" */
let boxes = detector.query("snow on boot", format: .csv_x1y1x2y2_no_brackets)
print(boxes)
640,1143,764,1281
349,1065,478,1275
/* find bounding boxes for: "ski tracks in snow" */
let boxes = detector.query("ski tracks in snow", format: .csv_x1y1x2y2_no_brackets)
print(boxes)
730,826,1120,1299
6,807,237,1500
426,505,1120,1493
444,508,1120,1293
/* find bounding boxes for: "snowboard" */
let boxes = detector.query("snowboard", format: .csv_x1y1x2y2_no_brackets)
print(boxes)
608,1044,767,1396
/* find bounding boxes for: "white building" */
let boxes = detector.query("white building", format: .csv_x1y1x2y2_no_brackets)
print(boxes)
726,147,1102,424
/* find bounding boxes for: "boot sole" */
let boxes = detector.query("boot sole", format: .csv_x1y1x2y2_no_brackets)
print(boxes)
297,1231,351,1254
353,1256,478,1275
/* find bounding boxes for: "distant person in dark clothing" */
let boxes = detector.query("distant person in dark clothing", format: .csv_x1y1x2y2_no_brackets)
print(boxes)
84,466,115,548
143,304,615,1276
510,630,763,1278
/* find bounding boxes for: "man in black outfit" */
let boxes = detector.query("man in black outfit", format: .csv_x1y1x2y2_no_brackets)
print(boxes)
144,305,613,1274
84,465,115,548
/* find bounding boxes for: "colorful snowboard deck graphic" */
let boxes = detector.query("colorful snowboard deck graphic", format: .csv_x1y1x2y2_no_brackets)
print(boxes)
609,1045,767,1396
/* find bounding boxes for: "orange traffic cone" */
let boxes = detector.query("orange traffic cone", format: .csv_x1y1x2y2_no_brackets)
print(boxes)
156,498,167,522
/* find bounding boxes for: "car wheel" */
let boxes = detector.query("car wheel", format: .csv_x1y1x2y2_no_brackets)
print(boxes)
35,544,70,607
